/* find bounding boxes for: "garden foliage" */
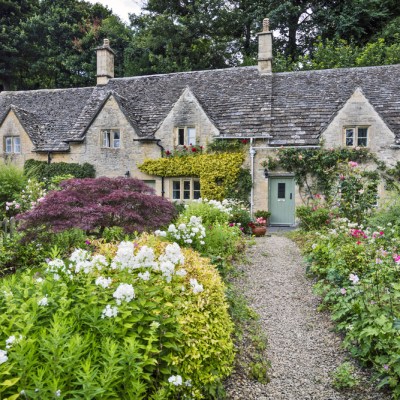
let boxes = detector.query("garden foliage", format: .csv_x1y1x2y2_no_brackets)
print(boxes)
0,164,26,218
0,236,234,399
305,219,400,398
24,160,95,183
17,177,176,237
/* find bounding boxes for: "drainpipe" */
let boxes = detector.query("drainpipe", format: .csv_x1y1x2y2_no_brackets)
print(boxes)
249,139,256,217
156,140,165,197
47,152,52,164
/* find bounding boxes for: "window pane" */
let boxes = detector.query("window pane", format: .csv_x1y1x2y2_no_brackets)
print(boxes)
13,137,21,153
102,131,110,147
143,180,156,189
193,180,201,199
178,128,185,145
113,131,120,148
5,137,12,153
172,181,181,200
183,180,191,200
345,129,354,146
278,183,286,199
357,128,368,146
187,127,196,145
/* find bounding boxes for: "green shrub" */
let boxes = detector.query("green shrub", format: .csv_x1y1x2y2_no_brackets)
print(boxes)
0,236,234,399
229,207,252,234
0,163,26,217
181,200,231,226
332,362,359,390
24,159,95,184
296,205,334,231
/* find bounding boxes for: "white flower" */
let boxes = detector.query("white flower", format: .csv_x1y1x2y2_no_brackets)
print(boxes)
5,335,16,349
101,304,118,318
175,269,187,277
159,260,175,282
35,277,44,283
91,254,108,271
190,278,204,294
38,295,49,306
69,249,90,264
150,321,160,329
74,260,93,274
55,390,61,397
138,271,151,281
46,258,66,273
0,349,8,364
95,276,112,289
178,223,187,231
111,241,135,270
134,246,158,269
113,283,135,305
159,243,184,266
53,273,60,281
155,230,167,237
349,273,360,284
168,375,183,386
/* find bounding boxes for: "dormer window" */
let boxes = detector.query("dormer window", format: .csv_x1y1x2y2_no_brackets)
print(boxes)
176,127,196,146
5,136,21,154
102,129,120,148
344,126,368,147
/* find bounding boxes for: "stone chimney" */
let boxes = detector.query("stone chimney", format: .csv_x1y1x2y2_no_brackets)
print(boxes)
257,18,273,74
96,39,115,85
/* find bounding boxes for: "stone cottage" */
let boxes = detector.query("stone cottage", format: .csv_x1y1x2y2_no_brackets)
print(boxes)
1,20,400,225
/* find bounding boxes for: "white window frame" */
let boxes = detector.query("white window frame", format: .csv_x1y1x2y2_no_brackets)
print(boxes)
344,126,369,147
101,129,121,148
175,127,196,146
171,178,201,201
4,136,21,154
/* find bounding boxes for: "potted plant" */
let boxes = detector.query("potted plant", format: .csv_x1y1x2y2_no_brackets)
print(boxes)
249,217,267,237
254,210,271,226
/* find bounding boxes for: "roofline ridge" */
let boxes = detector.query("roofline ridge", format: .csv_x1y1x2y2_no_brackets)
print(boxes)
0,86,95,95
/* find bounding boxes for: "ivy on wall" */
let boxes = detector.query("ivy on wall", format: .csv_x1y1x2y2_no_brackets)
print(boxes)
138,153,245,200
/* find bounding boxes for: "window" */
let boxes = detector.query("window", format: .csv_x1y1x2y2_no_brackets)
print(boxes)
102,130,120,148
4,137,21,154
171,178,201,201
175,127,196,146
344,126,368,147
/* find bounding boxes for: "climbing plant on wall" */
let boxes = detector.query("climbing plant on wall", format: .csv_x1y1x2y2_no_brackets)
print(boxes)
262,147,376,202
138,152,245,201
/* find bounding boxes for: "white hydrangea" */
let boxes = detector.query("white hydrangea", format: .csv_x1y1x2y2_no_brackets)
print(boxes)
101,304,118,319
138,271,151,281
113,283,135,305
38,295,49,306
0,349,8,364
190,278,204,294
168,375,183,386
95,276,112,289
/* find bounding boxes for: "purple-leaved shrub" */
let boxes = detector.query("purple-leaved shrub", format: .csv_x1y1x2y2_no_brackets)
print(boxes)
17,177,176,237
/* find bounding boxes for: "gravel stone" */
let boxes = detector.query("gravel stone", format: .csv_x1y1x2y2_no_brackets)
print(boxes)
225,235,391,400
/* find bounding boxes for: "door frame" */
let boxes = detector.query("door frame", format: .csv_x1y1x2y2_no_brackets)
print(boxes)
268,174,296,226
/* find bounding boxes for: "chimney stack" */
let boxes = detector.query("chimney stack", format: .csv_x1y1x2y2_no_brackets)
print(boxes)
258,18,273,74
96,39,115,85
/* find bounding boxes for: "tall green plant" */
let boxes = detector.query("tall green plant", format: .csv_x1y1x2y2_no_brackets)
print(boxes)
0,163,26,217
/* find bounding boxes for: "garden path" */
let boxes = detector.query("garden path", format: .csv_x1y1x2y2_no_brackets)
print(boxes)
225,234,390,400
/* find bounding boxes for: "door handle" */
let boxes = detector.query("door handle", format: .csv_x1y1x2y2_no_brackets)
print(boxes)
290,193,292,200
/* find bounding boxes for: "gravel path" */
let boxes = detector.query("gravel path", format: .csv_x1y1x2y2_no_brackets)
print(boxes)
225,234,390,400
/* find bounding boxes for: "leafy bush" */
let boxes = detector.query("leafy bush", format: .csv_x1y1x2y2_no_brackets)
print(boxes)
0,163,26,217
0,236,234,399
296,205,334,231
24,159,95,183
17,177,176,238
181,199,232,226
304,219,400,398
229,207,252,234
254,210,271,220
331,362,359,390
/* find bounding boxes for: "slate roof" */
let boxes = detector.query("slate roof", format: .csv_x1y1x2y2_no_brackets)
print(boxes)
1,64,400,151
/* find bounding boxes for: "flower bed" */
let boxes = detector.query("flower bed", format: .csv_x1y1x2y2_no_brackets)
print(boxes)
305,219,400,397
0,235,234,399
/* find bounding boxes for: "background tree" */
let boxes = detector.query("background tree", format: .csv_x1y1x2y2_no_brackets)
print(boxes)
17,177,176,237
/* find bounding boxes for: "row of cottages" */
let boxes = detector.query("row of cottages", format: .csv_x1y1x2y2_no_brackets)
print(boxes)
1,19,400,226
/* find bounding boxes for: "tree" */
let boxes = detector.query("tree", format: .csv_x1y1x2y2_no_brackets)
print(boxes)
17,177,176,237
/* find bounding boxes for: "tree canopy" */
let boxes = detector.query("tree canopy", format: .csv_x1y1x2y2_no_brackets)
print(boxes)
2,0,400,90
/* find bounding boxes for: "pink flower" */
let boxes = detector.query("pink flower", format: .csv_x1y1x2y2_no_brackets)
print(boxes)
394,254,400,263
340,288,347,295
383,364,389,370
339,174,345,181
380,231,384,236
349,161,358,168
376,258,382,264
15,204,20,209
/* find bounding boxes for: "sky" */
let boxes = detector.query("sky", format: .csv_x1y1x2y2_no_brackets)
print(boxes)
86,0,144,23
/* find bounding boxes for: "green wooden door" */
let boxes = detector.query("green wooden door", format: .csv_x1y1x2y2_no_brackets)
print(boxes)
268,177,295,226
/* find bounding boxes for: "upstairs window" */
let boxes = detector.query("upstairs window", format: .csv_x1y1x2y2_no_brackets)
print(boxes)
345,127,368,147
102,129,120,148
176,127,196,146
172,178,200,201
5,137,21,154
